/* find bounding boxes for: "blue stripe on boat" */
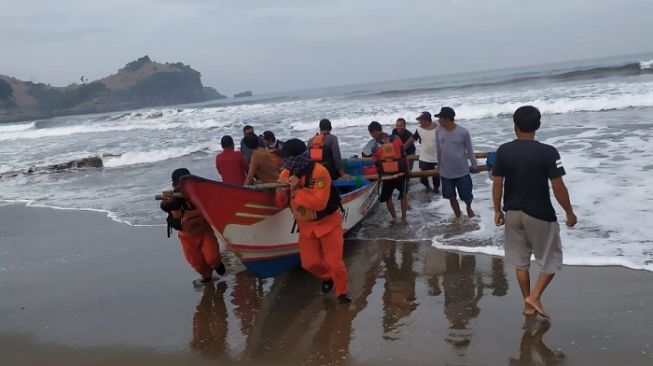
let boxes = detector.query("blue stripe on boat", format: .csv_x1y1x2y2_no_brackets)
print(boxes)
244,254,301,278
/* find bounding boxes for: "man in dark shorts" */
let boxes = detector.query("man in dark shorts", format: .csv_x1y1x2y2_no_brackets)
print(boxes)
492,105,577,318
368,121,408,224
435,107,480,217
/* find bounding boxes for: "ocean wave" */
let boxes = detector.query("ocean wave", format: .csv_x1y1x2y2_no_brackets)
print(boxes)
373,59,653,98
0,121,36,133
102,146,210,168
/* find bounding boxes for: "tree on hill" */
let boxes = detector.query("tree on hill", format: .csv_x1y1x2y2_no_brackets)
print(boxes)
0,79,14,100
120,56,152,72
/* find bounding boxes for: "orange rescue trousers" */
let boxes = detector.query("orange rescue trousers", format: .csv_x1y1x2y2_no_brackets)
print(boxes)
297,212,349,296
178,229,222,279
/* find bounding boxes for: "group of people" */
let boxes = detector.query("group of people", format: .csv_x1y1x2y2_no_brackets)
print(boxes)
161,105,577,318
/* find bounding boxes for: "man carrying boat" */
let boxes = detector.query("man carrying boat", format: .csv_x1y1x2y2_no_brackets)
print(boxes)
368,121,409,225
307,119,351,181
275,138,351,303
435,107,479,218
161,168,226,287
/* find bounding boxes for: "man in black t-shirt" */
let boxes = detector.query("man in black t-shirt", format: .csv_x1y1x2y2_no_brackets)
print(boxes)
492,106,577,319
391,117,416,171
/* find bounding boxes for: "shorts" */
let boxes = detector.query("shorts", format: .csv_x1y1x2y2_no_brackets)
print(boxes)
441,174,473,203
504,210,563,274
379,176,408,202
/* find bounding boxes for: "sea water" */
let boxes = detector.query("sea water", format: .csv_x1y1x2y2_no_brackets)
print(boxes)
1,53,652,270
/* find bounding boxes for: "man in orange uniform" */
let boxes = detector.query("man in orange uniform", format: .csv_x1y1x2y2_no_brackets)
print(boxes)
161,168,226,287
275,139,351,303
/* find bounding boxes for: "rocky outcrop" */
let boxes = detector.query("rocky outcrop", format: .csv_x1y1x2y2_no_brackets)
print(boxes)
0,56,227,123
233,90,253,98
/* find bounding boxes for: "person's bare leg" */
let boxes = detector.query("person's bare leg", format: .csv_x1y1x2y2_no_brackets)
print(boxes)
449,198,461,217
516,269,535,315
465,201,475,218
400,196,408,224
386,200,397,222
525,273,555,318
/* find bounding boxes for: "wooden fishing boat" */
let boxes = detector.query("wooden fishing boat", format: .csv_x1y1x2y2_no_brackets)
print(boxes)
180,175,379,278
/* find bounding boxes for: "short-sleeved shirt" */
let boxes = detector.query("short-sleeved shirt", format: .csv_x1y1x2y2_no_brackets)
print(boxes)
215,149,248,185
391,128,416,155
413,126,437,163
492,139,566,222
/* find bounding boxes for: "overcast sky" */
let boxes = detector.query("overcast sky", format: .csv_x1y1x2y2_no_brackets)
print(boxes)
1,0,652,94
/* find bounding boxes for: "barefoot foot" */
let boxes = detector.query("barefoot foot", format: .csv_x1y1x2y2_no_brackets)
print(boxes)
525,296,550,319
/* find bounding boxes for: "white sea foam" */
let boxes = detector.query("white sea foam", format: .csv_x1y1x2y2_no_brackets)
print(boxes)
640,59,653,70
102,145,209,168
0,122,35,133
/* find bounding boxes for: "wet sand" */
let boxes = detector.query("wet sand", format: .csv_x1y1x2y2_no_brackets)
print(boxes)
1,204,652,365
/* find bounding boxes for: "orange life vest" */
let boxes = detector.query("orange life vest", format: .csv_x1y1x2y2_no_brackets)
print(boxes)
309,133,325,162
380,141,401,174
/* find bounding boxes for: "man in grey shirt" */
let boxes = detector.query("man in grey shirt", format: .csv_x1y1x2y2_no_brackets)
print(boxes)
307,119,351,180
435,107,480,217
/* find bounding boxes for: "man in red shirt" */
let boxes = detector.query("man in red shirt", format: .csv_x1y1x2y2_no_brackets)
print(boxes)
215,135,248,186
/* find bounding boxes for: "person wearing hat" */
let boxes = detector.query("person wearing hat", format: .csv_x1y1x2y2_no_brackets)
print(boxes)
307,119,351,180
492,106,577,318
215,135,249,186
275,138,351,303
435,107,480,218
161,168,226,287
413,111,440,193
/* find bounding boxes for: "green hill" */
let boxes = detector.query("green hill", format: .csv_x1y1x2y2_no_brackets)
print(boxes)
0,56,226,123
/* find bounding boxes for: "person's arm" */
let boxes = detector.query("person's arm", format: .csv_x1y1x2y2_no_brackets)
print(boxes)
464,130,479,172
492,176,505,226
330,136,349,179
244,154,259,185
435,129,441,166
292,166,332,211
551,177,577,227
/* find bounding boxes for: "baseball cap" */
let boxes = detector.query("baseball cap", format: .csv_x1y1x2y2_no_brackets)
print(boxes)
279,138,307,158
416,111,431,121
434,107,455,119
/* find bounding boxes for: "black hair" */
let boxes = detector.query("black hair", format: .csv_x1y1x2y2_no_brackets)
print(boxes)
171,168,190,185
262,130,275,141
368,121,382,132
513,106,541,133
243,134,260,149
220,135,234,149
243,125,254,133
319,119,332,131
396,118,406,125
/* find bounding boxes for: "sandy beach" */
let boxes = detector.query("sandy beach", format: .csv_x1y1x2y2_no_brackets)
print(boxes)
1,204,652,365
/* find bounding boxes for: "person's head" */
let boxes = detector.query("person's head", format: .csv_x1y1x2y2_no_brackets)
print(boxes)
319,119,332,132
243,125,254,136
262,130,276,145
416,111,432,128
220,135,234,150
368,121,383,139
171,168,190,189
513,105,541,134
243,133,260,150
434,107,455,126
395,118,407,133
280,138,310,174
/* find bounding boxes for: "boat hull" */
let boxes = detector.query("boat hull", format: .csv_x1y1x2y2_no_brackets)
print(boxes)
180,176,378,277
